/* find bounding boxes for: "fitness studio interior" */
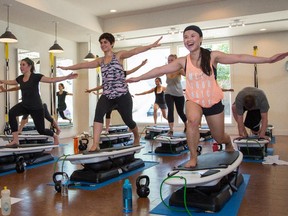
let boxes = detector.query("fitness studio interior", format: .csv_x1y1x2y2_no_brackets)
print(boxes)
0,0,288,216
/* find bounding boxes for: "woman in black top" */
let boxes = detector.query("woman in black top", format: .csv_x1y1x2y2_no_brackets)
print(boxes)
0,57,78,147
135,77,167,124
56,83,73,123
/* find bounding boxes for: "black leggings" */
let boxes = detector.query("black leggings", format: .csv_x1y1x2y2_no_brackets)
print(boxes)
94,92,136,129
57,109,69,120
22,103,54,124
9,103,54,136
165,94,187,123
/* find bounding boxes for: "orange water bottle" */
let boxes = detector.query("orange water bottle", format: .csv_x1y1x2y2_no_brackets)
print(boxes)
73,137,79,154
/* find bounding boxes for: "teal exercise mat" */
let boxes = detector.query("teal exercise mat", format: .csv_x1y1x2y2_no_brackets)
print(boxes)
150,174,250,216
48,161,159,191
0,157,58,176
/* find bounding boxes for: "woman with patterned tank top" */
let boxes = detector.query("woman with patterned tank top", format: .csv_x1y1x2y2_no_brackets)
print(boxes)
127,25,288,167
58,33,162,152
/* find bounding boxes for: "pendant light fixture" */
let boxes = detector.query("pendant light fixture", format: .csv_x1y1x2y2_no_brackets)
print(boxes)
0,4,18,43
84,35,95,61
49,21,64,53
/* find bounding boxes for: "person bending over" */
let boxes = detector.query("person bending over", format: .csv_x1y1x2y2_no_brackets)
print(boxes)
232,87,270,140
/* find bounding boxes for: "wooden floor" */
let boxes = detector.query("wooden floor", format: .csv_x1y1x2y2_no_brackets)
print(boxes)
1,135,288,216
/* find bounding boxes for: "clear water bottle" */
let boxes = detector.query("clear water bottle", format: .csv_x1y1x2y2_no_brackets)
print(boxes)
122,179,132,213
61,173,69,197
1,186,11,216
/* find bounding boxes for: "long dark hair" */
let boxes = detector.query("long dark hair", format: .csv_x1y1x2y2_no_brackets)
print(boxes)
21,57,35,73
200,48,212,76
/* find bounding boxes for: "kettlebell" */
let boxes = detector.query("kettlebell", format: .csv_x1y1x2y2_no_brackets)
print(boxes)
15,156,26,173
78,138,89,151
197,146,202,155
53,172,66,193
136,175,150,198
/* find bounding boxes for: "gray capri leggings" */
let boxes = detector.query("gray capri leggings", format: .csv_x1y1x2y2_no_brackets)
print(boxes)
94,92,136,129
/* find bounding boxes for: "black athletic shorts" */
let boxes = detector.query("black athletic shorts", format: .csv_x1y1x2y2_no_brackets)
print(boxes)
202,101,224,116
244,109,261,131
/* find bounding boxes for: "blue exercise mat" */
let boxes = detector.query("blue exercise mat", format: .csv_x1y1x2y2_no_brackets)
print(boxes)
150,174,250,216
48,161,159,191
0,157,58,176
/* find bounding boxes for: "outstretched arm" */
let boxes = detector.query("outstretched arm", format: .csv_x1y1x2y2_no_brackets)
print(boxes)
85,85,103,93
118,37,162,60
214,51,288,65
0,79,18,85
0,85,20,92
126,59,148,76
40,73,78,83
127,57,184,83
58,57,102,70
135,88,154,96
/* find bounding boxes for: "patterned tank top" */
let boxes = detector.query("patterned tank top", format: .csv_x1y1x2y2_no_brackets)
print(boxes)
100,54,128,99
185,55,223,108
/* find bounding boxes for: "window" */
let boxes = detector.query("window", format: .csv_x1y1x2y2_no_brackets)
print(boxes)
178,40,232,124
126,47,170,124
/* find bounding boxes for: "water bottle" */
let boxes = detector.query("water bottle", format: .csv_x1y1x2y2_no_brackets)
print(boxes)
61,173,69,197
122,179,132,213
1,186,11,216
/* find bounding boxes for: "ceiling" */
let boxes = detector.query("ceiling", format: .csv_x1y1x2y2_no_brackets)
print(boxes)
0,0,287,47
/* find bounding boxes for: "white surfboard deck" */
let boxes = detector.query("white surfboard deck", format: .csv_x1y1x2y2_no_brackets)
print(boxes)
165,151,243,187
0,134,50,141
146,125,170,132
100,132,133,141
62,145,144,164
107,125,128,131
0,145,58,157
234,138,269,147
155,135,186,144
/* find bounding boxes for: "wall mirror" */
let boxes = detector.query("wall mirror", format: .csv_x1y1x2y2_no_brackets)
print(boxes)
55,58,74,127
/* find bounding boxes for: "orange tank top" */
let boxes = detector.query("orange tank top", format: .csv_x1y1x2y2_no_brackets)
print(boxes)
185,55,223,108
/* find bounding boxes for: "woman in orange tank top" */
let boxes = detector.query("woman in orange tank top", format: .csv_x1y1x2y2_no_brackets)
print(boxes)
127,25,288,167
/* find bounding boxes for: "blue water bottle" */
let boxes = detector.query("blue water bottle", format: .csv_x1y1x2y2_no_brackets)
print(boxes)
123,179,132,213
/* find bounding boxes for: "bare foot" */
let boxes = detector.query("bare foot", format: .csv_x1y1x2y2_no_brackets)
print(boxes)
89,145,100,152
6,140,19,147
225,143,235,152
184,157,197,168
53,134,59,145
133,136,140,146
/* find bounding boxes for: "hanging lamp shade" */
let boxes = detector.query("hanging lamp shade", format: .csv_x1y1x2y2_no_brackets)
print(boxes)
49,21,64,53
49,42,64,53
0,5,18,43
84,52,95,61
84,34,95,61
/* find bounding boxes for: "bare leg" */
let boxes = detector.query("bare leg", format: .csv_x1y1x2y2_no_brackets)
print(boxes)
161,108,167,120
6,131,19,146
185,101,203,167
89,122,102,151
53,133,59,145
105,118,111,133
131,126,140,145
206,111,234,152
153,104,159,124
18,118,28,133
53,120,61,135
